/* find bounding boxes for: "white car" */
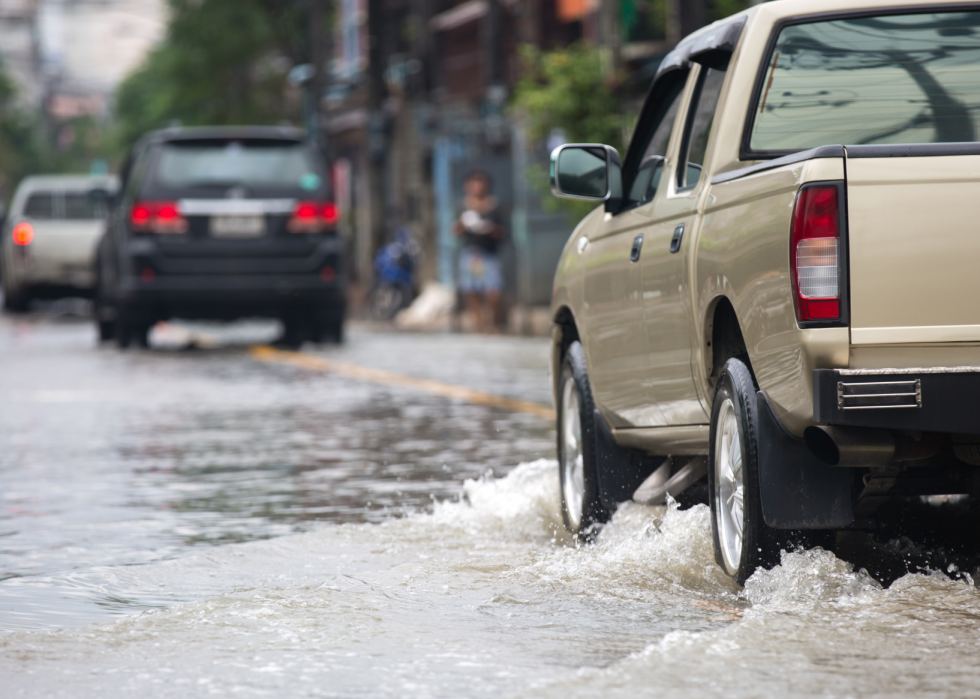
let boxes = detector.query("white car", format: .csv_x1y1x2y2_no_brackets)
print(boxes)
1,174,118,312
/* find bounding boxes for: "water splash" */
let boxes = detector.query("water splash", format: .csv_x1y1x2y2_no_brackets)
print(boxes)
6,461,980,698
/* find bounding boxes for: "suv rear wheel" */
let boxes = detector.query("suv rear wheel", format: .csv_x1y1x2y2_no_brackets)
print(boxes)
115,314,151,349
93,256,119,343
97,320,115,342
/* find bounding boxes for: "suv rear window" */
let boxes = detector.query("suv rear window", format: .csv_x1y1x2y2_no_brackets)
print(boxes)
749,11,980,153
154,140,318,189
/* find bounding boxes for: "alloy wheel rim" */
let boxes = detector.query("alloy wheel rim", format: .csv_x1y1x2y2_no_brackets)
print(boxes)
715,397,745,575
561,376,585,530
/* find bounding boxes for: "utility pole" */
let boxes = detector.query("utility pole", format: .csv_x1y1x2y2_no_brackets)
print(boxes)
309,0,326,146
365,0,388,282
666,0,682,46
483,0,502,88
597,0,621,77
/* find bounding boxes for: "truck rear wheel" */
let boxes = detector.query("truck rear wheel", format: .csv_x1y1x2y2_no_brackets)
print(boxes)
557,341,610,539
709,357,780,585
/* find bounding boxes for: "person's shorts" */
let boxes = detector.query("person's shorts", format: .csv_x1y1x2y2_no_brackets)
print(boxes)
458,247,502,294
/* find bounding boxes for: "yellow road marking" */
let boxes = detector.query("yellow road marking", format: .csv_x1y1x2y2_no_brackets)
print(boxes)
249,345,556,420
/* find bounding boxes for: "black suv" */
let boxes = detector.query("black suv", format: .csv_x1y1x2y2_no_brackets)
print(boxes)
95,126,346,347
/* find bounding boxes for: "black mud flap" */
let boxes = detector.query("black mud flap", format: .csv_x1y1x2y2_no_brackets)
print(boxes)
593,409,665,511
756,392,854,529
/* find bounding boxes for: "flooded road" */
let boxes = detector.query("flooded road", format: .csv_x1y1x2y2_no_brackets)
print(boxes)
3,309,980,697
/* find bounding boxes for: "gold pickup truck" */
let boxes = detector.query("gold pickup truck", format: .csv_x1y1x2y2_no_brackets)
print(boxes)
549,0,980,583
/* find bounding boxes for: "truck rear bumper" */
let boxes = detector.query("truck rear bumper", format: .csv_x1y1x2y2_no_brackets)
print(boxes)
813,368,980,435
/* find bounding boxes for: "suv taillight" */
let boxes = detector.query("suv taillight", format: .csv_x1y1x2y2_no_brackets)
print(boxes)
791,185,840,322
130,201,188,235
288,201,339,234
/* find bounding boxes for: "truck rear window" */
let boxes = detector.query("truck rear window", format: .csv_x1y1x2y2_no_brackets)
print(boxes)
749,11,980,153
154,141,318,189
63,193,105,220
22,191,106,220
23,193,54,219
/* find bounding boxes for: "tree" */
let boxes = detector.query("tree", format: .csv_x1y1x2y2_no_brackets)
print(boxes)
0,65,44,199
0,62,108,205
114,0,318,151
513,43,625,224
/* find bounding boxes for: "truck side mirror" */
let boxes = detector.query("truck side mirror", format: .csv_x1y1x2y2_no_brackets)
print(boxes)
550,144,621,201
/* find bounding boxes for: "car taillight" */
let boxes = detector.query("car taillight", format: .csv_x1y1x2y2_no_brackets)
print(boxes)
130,201,188,235
12,222,33,246
288,201,339,234
791,185,840,322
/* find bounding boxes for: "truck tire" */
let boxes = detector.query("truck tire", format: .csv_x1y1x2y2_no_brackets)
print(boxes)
708,357,781,585
557,340,610,539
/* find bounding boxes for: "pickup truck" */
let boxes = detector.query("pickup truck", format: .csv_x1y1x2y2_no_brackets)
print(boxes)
549,0,980,584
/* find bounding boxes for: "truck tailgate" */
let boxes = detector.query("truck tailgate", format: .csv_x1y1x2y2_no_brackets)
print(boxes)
846,153,980,345
29,221,102,267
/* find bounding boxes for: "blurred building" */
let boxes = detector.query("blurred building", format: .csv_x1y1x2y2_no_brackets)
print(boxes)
38,0,166,121
324,0,587,309
323,0,722,312
0,0,42,109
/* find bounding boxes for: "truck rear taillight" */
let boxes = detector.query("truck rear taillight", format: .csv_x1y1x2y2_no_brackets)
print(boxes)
288,201,339,234
131,201,188,235
791,185,840,322
12,222,33,246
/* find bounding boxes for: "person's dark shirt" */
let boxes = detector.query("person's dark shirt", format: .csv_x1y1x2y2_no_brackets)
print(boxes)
460,205,503,254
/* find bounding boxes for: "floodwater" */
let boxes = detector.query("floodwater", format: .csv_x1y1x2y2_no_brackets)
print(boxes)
3,308,980,697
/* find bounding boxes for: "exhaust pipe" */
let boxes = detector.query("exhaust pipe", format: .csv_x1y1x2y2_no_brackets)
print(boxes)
805,425,895,467
804,425,941,467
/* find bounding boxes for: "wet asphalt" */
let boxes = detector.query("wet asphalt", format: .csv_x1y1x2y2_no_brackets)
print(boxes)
0,305,555,588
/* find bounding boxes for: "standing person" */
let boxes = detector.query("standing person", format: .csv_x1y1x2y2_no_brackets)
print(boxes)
454,171,504,333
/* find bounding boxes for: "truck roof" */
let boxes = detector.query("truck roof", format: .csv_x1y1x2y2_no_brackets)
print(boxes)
16,174,119,191
141,125,308,146
760,0,976,17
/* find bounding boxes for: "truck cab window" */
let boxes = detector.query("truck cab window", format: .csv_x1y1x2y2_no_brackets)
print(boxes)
23,192,55,219
679,67,726,189
622,76,685,210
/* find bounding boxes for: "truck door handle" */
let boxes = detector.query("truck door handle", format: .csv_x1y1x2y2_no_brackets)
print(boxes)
630,235,643,262
670,224,685,253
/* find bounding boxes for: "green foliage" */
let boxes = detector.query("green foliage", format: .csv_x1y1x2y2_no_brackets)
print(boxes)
0,62,112,204
114,0,313,152
514,43,624,151
513,43,625,225
710,0,755,22
0,68,43,198
625,0,754,43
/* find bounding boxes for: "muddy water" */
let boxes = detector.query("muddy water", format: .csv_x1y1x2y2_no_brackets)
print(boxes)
4,460,980,697
3,314,980,697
